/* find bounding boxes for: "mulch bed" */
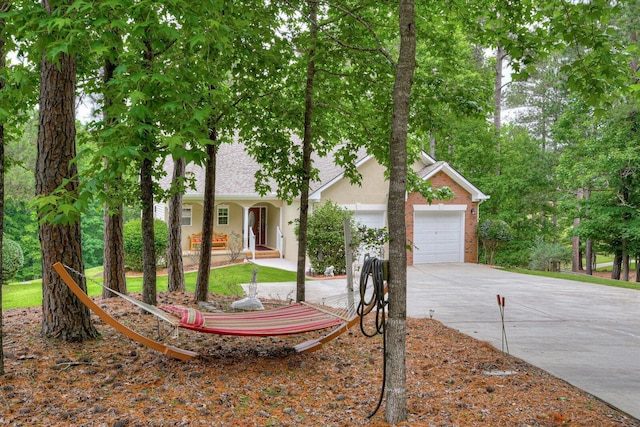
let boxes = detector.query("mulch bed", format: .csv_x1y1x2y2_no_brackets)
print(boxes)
1,291,638,426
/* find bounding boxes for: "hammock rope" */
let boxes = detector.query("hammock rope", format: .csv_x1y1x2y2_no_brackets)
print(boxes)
63,264,359,338
62,264,180,328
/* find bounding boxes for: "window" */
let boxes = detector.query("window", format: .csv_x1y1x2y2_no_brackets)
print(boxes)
217,206,229,226
181,206,192,226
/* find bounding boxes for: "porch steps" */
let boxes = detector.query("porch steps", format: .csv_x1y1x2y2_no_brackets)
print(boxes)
246,249,281,259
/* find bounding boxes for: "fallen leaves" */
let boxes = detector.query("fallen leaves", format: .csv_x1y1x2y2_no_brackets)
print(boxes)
1,292,638,426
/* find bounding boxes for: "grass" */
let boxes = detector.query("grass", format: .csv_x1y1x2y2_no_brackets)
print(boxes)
5,262,638,310
593,262,636,273
2,263,298,310
507,268,640,291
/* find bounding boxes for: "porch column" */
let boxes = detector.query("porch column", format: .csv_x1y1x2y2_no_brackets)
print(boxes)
279,207,284,258
243,206,250,249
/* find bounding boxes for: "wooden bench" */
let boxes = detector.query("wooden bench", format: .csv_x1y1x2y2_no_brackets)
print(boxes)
189,231,228,251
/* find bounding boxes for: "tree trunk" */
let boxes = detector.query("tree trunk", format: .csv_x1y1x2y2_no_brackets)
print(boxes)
140,154,157,306
611,250,622,280
36,18,97,340
168,156,186,292
102,56,127,298
622,239,629,282
103,203,126,297
584,188,592,275
0,1,5,373
572,188,583,272
295,0,318,303
494,45,504,134
585,239,593,275
429,132,436,158
494,44,504,176
195,133,217,302
385,0,415,422
635,256,639,283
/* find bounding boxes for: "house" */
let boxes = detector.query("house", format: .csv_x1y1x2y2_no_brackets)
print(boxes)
157,142,489,266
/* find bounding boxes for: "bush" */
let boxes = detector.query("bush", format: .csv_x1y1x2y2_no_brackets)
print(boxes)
123,219,169,271
301,201,358,274
2,237,24,284
354,224,389,260
528,237,572,271
477,219,513,265
226,231,244,262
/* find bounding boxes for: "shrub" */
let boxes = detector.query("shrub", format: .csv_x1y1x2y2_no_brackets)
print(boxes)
477,219,513,265
123,219,169,271
354,224,389,260
300,201,358,274
2,237,24,284
528,237,572,271
226,231,244,262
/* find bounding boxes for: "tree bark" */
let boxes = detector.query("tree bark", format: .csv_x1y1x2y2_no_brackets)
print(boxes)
295,0,318,303
572,188,583,272
103,203,126,297
385,0,415,422
0,2,6,372
36,4,97,340
494,45,504,135
140,154,157,306
102,56,127,298
168,156,186,292
585,239,593,275
622,239,629,282
585,188,592,275
611,250,622,280
195,132,217,302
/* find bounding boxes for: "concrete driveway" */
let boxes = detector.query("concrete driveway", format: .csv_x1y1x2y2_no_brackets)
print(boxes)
248,259,640,420
408,263,640,420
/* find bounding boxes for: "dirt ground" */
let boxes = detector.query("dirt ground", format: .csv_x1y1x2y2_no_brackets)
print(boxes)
1,290,638,427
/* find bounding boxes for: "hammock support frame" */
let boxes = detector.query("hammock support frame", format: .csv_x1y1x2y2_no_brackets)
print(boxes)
52,262,363,360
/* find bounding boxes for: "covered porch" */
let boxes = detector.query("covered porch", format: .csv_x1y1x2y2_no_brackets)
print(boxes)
178,198,285,266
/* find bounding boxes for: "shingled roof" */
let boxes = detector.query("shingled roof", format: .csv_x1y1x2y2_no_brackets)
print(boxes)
159,141,367,199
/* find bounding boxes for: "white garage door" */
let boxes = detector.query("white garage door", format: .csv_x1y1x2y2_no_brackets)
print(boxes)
414,211,464,263
352,211,385,229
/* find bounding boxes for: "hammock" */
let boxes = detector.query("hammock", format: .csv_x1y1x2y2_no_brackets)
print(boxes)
52,262,371,359
159,302,348,336
52,262,197,361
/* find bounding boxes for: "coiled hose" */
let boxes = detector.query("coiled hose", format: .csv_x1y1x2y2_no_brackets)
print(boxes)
357,256,388,418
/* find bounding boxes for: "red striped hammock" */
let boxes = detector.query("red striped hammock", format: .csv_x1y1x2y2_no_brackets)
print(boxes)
160,303,347,337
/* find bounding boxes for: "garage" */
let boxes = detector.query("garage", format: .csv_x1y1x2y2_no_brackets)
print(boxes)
413,209,465,263
352,210,385,229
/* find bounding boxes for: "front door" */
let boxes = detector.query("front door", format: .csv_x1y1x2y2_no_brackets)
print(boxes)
248,207,267,246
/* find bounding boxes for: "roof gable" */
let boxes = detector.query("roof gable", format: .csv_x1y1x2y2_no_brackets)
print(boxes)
417,160,489,202
161,143,487,203
310,151,489,202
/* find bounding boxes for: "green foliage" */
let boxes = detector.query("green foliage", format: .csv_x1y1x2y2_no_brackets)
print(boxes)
528,238,572,271
301,201,356,274
355,225,389,260
123,219,168,271
478,218,513,244
2,237,24,284
2,263,297,309
477,218,513,265
4,198,41,281
81,201,104,269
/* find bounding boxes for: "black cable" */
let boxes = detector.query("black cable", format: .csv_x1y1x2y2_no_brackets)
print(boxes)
357,256,388,418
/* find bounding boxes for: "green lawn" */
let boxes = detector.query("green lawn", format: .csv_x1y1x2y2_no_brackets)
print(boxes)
507,268,640,290
2,263,298,310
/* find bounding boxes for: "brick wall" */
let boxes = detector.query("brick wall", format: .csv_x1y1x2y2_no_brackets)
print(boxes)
405,171,479,265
